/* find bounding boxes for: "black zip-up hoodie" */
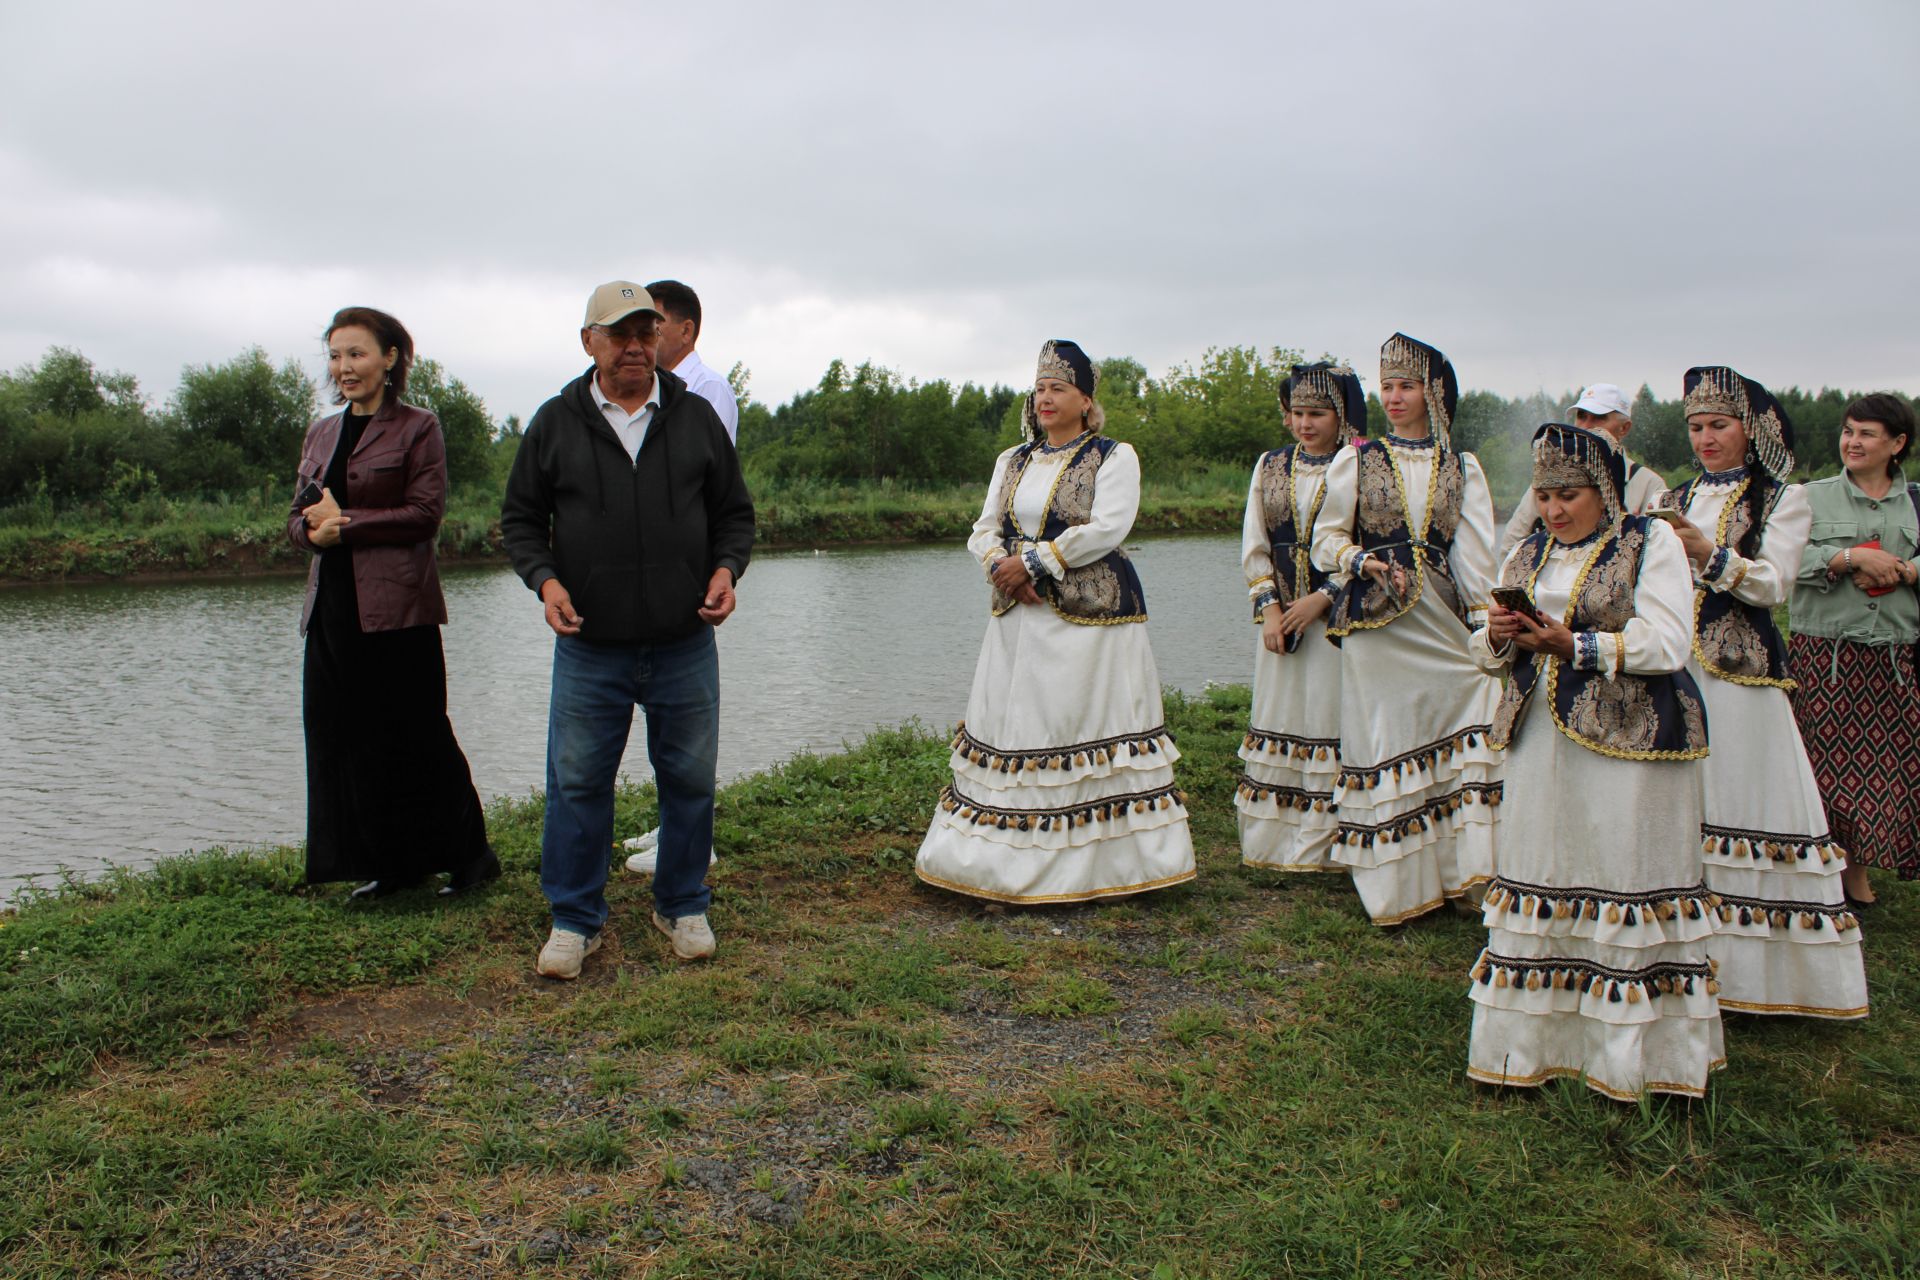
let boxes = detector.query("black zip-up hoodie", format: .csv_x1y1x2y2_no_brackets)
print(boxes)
501,366,754,645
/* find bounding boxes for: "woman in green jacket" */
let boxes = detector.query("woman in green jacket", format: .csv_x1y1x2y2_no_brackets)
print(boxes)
1789,393,1920,905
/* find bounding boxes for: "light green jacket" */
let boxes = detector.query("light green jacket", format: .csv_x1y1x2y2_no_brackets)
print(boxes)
1790,467,1920,646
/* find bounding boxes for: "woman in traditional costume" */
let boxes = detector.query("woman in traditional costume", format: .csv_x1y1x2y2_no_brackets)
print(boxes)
1788,394,1920,903
1236,363,1365,872
915,340,1196,904
1309,334,1503,924
1661,366,1868,1019
1467,422,1723,1100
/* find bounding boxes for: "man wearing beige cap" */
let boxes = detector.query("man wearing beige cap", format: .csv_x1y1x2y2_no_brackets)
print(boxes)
502,281,754,979
1499,382,1664,556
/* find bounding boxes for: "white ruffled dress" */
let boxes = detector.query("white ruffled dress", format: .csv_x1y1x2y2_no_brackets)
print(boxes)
1683,475,1869,1019
1466,521,1725,1100
1236,453,1348,871
915,441,1197,904
1310,438,1505,924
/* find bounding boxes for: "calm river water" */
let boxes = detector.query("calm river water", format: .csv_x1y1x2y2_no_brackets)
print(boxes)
0,535,1256,893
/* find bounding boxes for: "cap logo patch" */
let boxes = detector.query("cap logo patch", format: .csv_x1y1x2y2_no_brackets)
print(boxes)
621,288,634,298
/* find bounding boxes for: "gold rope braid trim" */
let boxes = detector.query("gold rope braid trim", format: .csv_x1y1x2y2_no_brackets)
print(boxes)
1325,442,1440,637
1336,724,1494,790
1235,774,1336,812
1465,1062,1724,1102
1688,474,1797,689
1541,528,1711,762
1716,997,1868,1019
1290,450,1333,603
951,723,1173,772
1709,890,1861,934
1000,434,1097,540
1330,782,1503,847
915,865,1196,905
1052,605,1148,627
939,781,1189,832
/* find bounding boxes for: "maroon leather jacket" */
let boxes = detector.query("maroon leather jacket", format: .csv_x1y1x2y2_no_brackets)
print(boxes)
288,400,450,635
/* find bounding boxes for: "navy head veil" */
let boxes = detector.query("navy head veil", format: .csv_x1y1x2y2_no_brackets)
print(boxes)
1023,339,1102,442
1379,332,1460,446
1281,362,1369,440
1682,365,1795,480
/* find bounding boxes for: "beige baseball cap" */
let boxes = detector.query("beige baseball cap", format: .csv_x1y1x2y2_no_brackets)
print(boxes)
583,281,662,328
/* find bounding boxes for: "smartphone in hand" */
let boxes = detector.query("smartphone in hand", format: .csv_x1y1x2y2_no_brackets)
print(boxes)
1491,585,1543,623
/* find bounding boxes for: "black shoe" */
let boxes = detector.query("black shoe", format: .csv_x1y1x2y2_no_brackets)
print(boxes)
350,877,425,901
438,848,501,898
1844,893,1878,913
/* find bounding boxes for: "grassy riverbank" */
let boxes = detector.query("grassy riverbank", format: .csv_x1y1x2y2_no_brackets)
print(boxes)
2,687,1914,1278
0,468,1247,586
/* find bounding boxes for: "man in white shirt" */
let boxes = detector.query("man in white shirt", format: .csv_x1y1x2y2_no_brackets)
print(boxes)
646,279,740,443
1499,382,1665,557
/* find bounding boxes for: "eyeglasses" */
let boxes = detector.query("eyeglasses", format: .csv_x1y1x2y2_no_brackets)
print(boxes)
589,320,661,346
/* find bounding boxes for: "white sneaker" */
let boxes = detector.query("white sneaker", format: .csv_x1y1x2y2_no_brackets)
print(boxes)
623,837,719,877
652,911,716,961
535,927,602,980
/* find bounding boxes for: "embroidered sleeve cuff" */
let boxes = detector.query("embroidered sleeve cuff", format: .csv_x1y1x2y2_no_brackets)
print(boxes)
1033,540,1065,579
1346,548,1371,576
1021,545,1047,583
1247,574,1277,601
1252,588,1279,614
1701,546,1741,588
1573,632,1604,672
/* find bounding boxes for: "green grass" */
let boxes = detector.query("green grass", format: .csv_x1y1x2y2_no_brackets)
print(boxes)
0,688,1914,1277
0,471,1246,584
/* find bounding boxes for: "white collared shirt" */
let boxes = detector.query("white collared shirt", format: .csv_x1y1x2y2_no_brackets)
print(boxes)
591,372,661,462
672,349,740,443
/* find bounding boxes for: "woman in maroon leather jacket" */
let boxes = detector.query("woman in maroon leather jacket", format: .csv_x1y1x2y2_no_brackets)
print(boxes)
289,306,496,899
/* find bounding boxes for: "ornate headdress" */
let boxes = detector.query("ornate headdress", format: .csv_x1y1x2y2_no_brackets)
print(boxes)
1681,365,1794,479
1531,421,1625,527
1379,332,1459,446
1280,362,1369,438
1023,339,1102,442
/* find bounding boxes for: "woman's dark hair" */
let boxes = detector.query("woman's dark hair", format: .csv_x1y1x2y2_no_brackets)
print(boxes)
1843,392,1916,478
1738,442,1768,556
325,306,414,404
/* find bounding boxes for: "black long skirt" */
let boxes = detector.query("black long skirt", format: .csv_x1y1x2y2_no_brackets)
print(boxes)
302,601,489,884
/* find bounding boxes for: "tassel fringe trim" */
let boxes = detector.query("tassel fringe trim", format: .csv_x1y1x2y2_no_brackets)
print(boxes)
951,721,1175,777
1241,729,1340,763
1471,950,1721,1003
1486,878,1720,929
1337,725,1496,792
1700,824,1846,870
1235,774,1337,814
1708,890,1862,937
939,781,1188,833
1332,782,1502,848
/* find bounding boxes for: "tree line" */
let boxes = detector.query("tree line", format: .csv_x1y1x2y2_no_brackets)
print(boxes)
3,343,1910,518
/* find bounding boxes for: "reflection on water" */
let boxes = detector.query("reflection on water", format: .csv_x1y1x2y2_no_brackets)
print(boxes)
0,534,1253,891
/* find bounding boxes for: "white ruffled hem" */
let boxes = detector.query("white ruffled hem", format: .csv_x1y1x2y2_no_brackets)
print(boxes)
1467,1004,1726,1101
915,810,1196,904
1709,932,1870,1019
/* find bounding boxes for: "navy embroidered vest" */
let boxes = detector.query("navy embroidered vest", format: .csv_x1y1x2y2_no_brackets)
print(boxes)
1327,440,1468,639
1675,473,1793,689
991,434,1148,625
1256,446,1334,653
1489,517,1710,760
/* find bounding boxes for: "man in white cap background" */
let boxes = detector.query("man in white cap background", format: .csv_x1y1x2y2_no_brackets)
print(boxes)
501,280,754,979
1498,382,1664,556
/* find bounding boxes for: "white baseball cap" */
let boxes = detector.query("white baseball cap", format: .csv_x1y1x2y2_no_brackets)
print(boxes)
1570,383,1632,418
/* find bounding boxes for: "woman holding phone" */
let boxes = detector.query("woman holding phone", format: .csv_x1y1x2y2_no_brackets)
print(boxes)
289,307,496,900
1309,334,1505,925
1659,366,1868,1019
1236,362,1364,872
1468,422,1722,1100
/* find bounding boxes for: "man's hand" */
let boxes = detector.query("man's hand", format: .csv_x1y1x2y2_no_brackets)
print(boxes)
540,579,584,636
698,568,737,625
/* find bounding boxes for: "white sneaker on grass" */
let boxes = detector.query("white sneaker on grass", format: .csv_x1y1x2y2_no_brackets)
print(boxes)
536,928,602,980
622,828,719,876
652,911,716,961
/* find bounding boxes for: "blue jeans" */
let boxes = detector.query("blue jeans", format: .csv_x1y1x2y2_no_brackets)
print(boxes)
542,629,718,935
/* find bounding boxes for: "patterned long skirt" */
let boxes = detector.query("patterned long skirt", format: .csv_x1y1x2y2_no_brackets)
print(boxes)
1789,633,1920,879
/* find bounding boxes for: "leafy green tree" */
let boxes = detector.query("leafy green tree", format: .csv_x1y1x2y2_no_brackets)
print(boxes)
0,348,160,504
168,348,315,494
405,357,495,489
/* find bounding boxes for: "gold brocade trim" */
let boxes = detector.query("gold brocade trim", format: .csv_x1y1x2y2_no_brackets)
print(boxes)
1466,1062,1725,1102
1241,858,1345,873
1725,563,1749,593
1290,451,1333,604
1053,607,1148,627
1717,998,1868,1019
1001,434,1097,541
915,865,1195,905
1541,528,1710,762
1690,475,1797,690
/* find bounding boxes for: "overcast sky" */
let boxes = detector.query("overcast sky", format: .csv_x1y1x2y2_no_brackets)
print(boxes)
2,0,1914,426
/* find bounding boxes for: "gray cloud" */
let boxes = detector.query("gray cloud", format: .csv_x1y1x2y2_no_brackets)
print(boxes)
2,0,1913,425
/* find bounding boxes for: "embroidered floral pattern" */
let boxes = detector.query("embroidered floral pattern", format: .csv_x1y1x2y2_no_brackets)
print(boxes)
1583,524,1642,629
1259,450,1293,533
1678,686,1707,747
1699,611,1771,680
1058,559,1125,616
1566,677,1659,751
1357,448,1403,537
1427,454,1465,542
